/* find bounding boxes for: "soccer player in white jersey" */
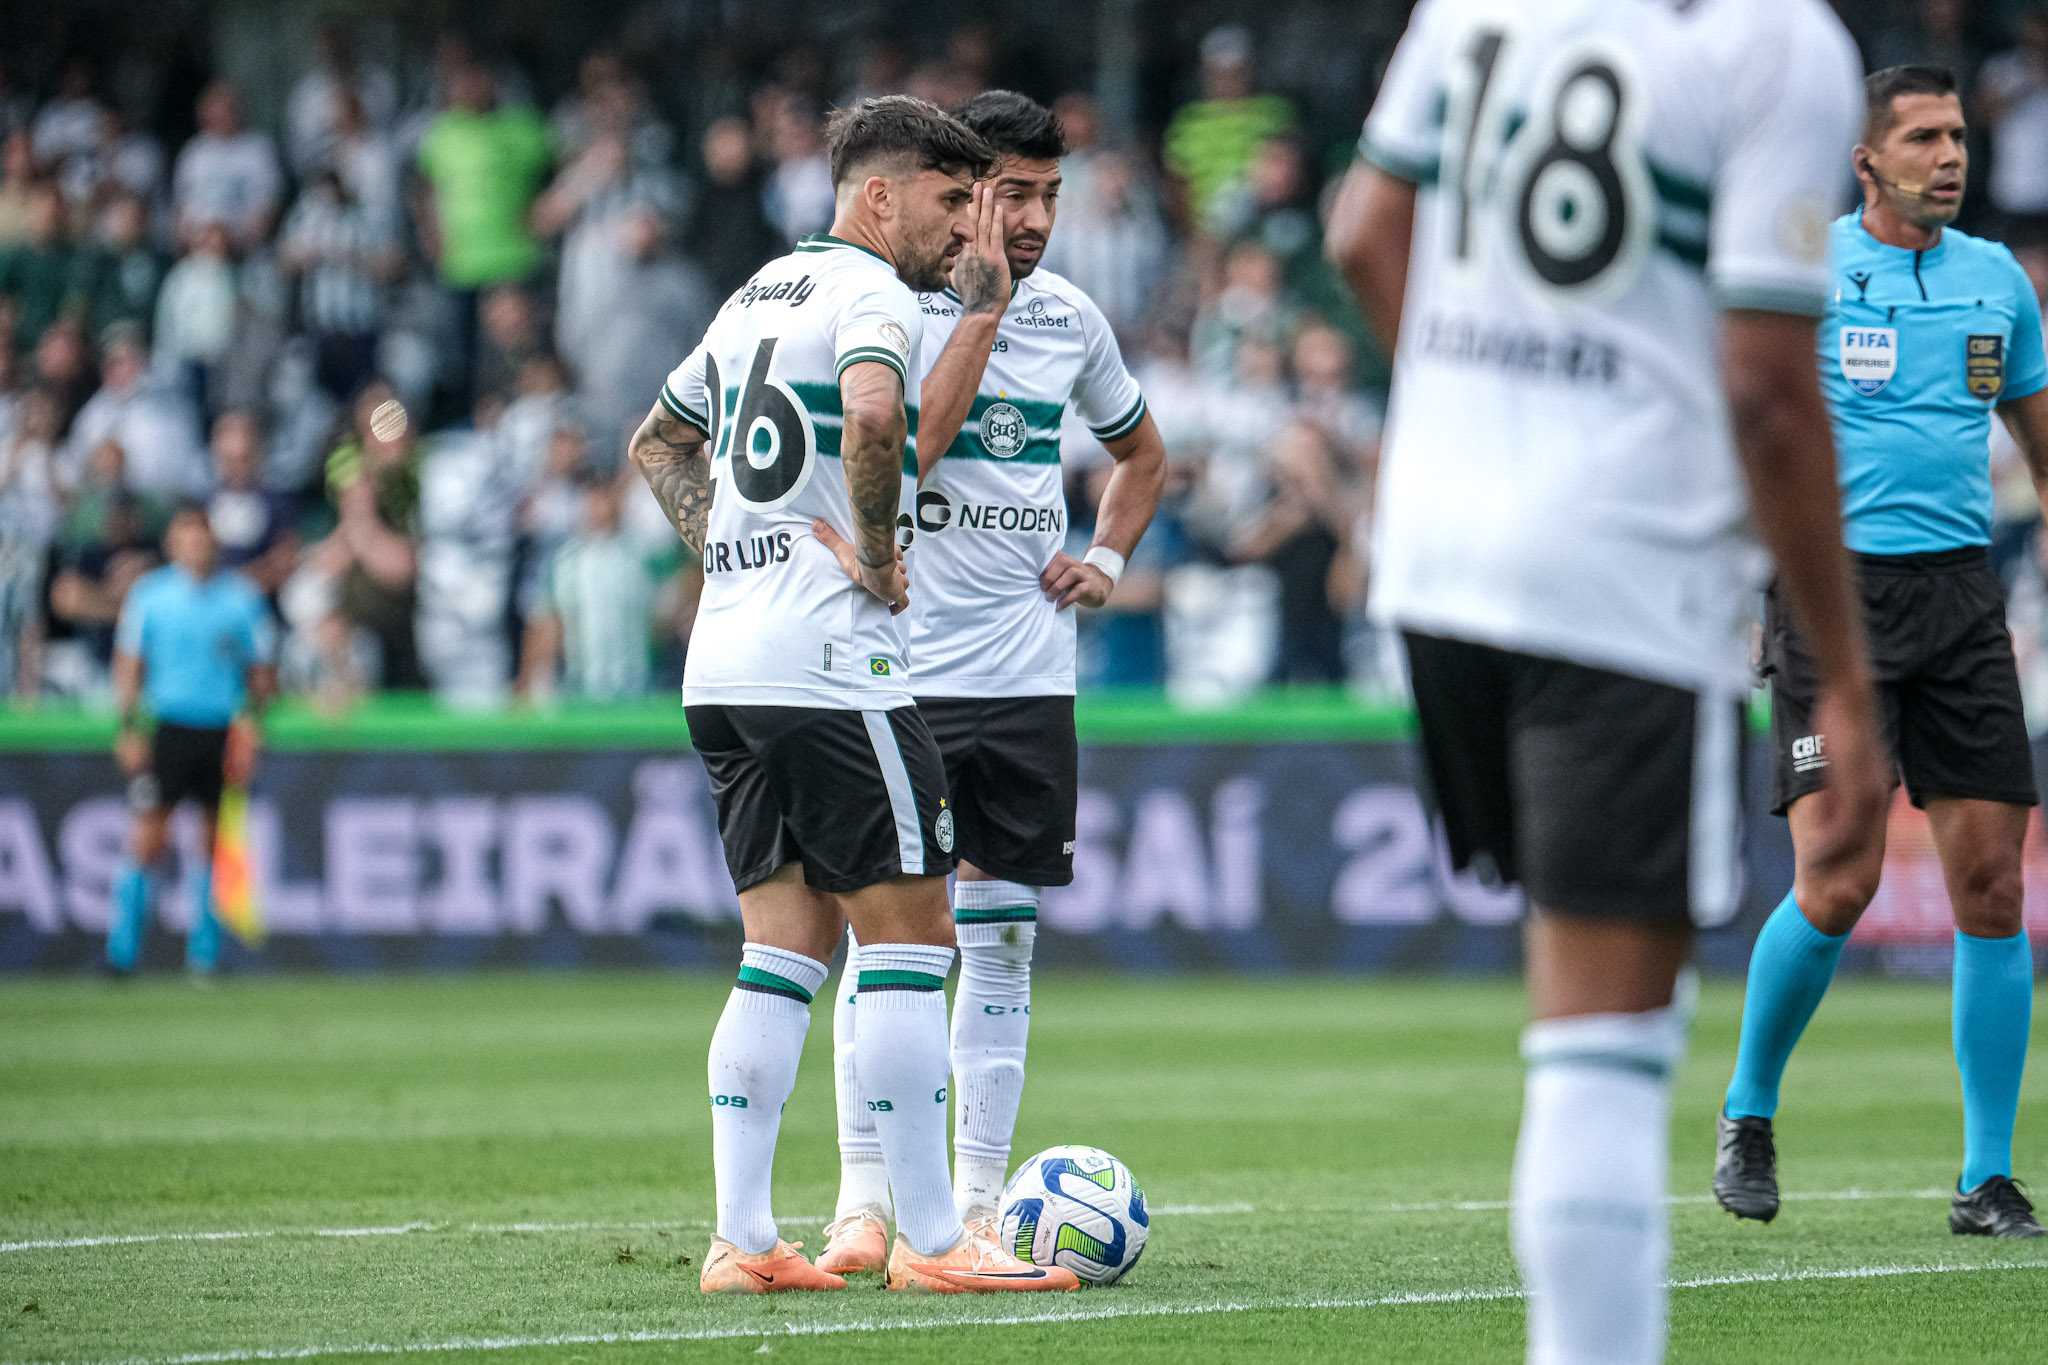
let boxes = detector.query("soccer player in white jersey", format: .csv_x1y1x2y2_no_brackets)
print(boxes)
629,95,1077,1296
1328,3,1890,1359
813,91,1167,1275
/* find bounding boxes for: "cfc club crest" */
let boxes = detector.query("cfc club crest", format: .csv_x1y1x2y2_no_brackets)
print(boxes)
1966,334,2005,400
935,803,955,854
978,401,1027,458
1838,326,1897,397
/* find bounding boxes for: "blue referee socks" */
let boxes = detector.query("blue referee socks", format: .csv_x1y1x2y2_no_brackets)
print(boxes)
106,859,156,972
1954,929,2032,1191
1725,892,1849,1120
186,862,220,974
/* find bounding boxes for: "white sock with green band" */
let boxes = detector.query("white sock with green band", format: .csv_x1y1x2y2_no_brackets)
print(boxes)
831,932,892,1221
854,943,961,1256
1512,1003,1687,1365
707,943,828,1254
950,879,1039,1216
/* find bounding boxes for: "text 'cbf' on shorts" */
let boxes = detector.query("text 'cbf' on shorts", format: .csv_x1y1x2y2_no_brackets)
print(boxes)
1764,547,2037,815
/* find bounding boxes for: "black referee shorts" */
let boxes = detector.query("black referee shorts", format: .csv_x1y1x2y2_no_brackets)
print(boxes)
686,703,955,895
130,722,229,816
1765,547,2037,814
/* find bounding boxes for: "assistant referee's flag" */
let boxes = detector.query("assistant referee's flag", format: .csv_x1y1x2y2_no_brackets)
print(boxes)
212,785,264,946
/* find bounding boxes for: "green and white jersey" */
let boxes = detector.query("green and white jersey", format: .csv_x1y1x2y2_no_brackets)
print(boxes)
1361,0,1860,691
659,233,922,709
909,267,1145,698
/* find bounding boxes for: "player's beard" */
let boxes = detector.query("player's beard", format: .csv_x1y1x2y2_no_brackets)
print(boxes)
900,231,957,293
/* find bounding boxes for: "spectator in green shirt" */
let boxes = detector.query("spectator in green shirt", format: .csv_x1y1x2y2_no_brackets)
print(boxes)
1164,26,1297,229
0,183,76,351
416,60,550,412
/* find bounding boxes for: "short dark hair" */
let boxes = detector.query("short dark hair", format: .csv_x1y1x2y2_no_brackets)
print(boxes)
954,89,1067,162
1863,65,1960,143
825,95,997,188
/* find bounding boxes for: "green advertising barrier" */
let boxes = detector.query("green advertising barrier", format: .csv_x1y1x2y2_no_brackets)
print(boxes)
0,688,1418,752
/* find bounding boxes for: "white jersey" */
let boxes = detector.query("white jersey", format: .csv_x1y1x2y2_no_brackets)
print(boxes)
660,233,923,709
1362,0,1861,691
908,268,1146,697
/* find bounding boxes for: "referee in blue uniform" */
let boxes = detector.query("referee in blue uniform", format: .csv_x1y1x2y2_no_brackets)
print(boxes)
106,503,276,975
1714,67,2048,1237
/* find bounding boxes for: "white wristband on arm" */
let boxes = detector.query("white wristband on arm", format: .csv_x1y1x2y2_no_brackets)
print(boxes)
1082,545,1126,588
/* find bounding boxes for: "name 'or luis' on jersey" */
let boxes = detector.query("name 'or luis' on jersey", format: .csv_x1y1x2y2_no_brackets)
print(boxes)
114,565,276,727
658,233,925,711
1820,212,2048,555
907,268,1145,699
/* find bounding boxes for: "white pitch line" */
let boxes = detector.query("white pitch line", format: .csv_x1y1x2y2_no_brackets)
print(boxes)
0,1190,1946,1255
38,1260,2048,1365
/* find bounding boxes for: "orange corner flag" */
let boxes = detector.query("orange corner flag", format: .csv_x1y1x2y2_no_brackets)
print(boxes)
212,785,264,946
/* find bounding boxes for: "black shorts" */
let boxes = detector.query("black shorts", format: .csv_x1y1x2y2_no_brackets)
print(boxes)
685,703,955,895
1402,632,1745,927
1765,547,2037,815
916,695,1077,887
132,722,228,815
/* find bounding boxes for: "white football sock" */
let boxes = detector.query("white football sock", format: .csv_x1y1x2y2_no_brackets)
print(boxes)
706,943,828,1254
1512,1003,1687,1365
950,879,1039,1216
854,942,962,1255
831,931,892,1220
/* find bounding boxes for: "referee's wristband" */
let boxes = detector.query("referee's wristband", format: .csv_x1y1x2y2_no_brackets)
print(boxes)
1082,545,1126,588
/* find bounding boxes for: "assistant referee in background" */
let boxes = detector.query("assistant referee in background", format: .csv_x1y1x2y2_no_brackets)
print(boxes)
1715,66,2048,1238
106,503,276,976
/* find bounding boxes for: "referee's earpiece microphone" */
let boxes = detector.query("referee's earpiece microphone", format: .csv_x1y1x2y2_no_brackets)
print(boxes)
1860,153,1930,199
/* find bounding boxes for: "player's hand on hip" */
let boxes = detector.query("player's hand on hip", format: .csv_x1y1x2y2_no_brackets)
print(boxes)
952,182,1011,315
812,519,910,616
224,716,262,786
1802,686,1890,875
1041,552,1112,610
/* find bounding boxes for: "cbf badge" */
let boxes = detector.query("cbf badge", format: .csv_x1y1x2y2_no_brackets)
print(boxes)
1967,334,2005,400
1839,326,1897,396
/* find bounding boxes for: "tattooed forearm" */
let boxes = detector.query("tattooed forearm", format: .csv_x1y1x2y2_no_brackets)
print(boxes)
839,365,909,564
628,405,712,554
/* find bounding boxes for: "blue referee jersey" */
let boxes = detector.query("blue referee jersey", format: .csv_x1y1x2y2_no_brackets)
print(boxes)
114,566,276,727
1818,212,2048,555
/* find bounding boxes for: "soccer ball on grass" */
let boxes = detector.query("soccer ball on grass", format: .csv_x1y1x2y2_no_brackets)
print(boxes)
997,1145,1149,1285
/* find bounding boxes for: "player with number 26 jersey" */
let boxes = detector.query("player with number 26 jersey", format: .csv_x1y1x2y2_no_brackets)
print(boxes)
661,234,925,709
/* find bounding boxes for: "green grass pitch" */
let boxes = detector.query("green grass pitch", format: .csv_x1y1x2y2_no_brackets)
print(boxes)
2,971,2044,1362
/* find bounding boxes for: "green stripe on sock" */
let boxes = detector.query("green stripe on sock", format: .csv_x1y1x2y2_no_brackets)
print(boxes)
858,968,946,992
954,906,1038,924
1526,1050,1670,1081
736,965,814,1003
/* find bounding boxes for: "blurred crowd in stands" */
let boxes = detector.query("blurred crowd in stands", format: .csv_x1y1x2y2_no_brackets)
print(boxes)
0,1,2044,710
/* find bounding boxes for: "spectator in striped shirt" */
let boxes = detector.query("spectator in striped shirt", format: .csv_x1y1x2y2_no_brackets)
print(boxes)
279,168,400,401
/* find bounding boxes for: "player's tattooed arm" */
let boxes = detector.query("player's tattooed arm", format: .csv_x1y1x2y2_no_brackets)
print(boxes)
918,183,1010,483
627,403,712,554
836,360,912,613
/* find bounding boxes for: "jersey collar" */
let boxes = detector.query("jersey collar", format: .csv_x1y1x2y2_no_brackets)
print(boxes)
796,232,893,267
1850,209,1949,266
